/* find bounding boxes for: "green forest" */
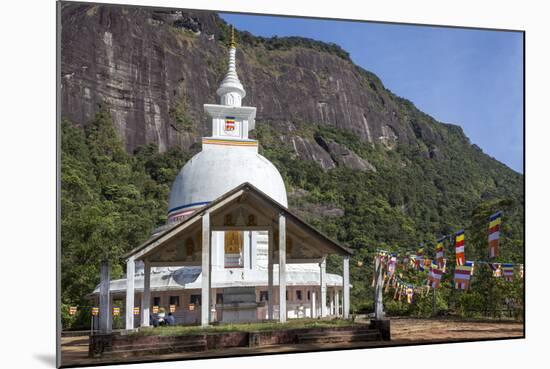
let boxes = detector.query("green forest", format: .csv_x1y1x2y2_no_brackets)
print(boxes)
61,100,523,329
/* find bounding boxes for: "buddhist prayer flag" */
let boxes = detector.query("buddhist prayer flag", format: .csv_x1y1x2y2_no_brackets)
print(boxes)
416,248,424,270
440,258,448,273
406,287,414,304
519,264,524,279
502,264,514,281
428,261,444,289
112,307,121,316
454,261,474,290
436,237,445,269
488,211,502,258
388,255,397,277
385,255,398,292
393,284,401,300
455,230,465,266
402,255,410,270
489,263,502,277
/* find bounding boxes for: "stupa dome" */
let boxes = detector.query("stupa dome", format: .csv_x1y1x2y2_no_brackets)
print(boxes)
167,146,288,222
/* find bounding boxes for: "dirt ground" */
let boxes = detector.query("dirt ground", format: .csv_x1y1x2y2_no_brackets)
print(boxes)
388,318,523,343
60,318,524,367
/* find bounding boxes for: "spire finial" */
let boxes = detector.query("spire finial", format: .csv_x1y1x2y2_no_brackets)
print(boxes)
229,26,236,48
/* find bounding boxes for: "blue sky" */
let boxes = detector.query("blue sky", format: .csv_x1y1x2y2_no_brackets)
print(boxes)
221,13,524,173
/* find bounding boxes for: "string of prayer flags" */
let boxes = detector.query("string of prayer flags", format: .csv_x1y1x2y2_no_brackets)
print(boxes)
454,261,474,290
488,211,502,258
455,230,465,266
489,263,502,277
502,264,514,281
436,237,445,269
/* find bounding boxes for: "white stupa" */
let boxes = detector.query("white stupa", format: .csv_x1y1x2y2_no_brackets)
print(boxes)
93,30,345,324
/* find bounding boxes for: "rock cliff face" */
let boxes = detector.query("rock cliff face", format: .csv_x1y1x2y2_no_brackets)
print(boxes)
60,3,524,264
61,3,444,169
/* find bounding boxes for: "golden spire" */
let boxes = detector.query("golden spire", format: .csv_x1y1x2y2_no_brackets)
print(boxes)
229,25,236,48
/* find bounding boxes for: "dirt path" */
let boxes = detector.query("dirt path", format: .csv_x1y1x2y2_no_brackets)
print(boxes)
60,319,523,366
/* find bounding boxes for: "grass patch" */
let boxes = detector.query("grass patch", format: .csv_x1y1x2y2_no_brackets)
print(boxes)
131,318,358,337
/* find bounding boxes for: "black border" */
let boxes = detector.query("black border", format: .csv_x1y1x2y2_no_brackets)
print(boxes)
56,1,526,367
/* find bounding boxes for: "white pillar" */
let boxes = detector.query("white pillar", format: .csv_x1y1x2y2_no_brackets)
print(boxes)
374,255,385,319
125,258,135,330
343,255,350,319
141,261,151,327
210,288,217,323
278,215,287,323
201,213,211,327
329,289,334,316
311,290,317,318
99,261,111,333
268,229,274,320
335,289,340,317
243,231,251,269
320,258,327,317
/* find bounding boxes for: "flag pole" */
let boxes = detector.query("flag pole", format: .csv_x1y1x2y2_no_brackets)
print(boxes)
432,286,436,317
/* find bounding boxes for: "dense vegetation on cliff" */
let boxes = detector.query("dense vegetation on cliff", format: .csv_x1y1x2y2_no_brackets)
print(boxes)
60,5,523,328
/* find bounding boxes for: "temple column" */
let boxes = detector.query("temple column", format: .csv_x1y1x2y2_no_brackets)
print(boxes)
99,261,111,333
320,257,327,317
335,289,340,317
329,289,334,316
278,214,287,323
243,231,251,269
201,212,212,327
125,257,135,330
268,230,274,320
210,288,217,323
141,261,150,327
311,290,317,318
343,256,350,319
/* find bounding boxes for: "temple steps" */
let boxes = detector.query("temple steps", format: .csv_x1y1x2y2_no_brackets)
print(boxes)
296,328,381,344
104,339,207,358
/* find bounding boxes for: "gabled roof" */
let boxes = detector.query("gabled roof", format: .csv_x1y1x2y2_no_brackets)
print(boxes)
123,182,353,261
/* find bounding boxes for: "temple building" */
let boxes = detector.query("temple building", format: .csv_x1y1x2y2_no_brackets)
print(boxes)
91,32,352,329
